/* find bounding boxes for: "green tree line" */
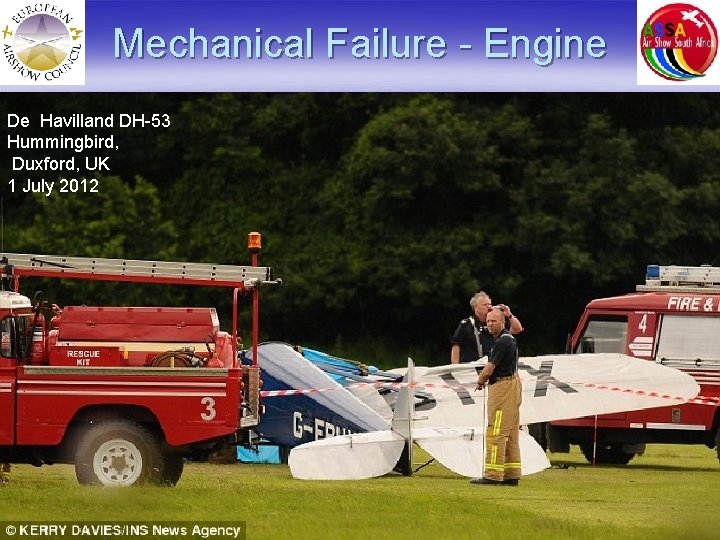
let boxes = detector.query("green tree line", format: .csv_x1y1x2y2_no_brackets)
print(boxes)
2,93,719,366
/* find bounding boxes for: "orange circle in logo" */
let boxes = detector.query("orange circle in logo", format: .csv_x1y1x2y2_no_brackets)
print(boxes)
640,3,718,80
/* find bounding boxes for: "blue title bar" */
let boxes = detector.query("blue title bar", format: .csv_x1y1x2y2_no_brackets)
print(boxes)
1,0,718,91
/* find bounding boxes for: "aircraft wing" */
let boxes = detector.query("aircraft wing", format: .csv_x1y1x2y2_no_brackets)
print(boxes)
414,427,550,478
407,354,700,428
250,342,391,450
288,425,550,480
288,430,406,480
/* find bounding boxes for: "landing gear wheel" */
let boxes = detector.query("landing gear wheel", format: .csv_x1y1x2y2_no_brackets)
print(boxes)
278,446,291,464
75,421,163,486
580,443,634,465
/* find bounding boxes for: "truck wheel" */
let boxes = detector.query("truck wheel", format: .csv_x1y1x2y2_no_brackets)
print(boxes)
580,443,634,465
161,454,185,486
716,429,720,464
527,423,548,451
75,421,163,486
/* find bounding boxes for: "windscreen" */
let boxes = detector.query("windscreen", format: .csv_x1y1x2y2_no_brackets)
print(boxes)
656,315,720,362
575,315,627,354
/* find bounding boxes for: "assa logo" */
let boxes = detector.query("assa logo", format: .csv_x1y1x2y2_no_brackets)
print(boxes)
637,1,718,84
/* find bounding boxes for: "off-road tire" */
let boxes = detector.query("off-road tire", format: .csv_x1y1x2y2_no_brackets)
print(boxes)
161,454,185,486
75,420,163,486
580,442,634,465
528,423,548,451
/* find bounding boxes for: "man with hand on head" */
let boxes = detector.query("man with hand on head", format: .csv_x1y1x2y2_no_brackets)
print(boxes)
471,307,522,486
450,291,523,364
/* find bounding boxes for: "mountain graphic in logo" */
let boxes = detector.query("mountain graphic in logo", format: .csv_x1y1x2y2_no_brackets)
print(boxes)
14,14,72,71
2,0,85,85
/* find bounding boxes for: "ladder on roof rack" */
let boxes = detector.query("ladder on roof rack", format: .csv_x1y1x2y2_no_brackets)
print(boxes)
0,253,274,288
637,264,720,293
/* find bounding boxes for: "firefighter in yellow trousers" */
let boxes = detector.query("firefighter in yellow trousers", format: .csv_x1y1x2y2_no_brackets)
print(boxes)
471,308,522,486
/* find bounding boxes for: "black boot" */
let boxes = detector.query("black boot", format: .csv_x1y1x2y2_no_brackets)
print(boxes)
469,477,502,485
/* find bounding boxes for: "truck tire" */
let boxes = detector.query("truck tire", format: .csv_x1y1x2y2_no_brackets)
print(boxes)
75,421,163,486
716,429,720,464
161,454,185,486
580,443,634,465
527,423,548,451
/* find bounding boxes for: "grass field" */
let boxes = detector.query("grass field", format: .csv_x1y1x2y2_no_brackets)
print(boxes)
1,444,718,540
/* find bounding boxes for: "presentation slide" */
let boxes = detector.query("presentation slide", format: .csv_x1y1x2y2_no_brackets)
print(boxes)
1,2,718,540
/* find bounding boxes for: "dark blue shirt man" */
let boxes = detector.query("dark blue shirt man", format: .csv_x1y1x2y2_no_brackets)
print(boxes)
471,308,522,486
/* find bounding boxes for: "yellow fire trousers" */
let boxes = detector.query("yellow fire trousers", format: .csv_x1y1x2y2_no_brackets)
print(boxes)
484,375,522,481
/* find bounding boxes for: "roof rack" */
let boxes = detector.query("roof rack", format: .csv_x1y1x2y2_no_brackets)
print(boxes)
0,253,274,288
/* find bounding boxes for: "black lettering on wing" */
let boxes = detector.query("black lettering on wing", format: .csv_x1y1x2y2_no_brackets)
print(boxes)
518,360,578,397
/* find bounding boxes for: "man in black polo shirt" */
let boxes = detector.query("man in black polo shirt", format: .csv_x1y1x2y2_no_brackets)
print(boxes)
450,291,523,363
471,308,522,486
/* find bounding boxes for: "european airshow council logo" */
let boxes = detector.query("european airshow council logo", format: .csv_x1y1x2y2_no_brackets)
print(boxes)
637,0,718,84
1,0,85,85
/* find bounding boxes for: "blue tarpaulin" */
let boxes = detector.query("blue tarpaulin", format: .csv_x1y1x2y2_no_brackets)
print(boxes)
237,445,281,464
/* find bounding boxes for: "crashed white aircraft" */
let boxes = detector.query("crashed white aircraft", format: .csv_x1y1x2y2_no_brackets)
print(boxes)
288,354,700,480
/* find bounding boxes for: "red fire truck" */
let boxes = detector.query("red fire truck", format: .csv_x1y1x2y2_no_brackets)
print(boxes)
542,264,720,464
0,233,279,485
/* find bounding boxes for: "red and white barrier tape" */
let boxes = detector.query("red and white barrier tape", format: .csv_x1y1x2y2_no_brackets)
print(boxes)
688,395,720,406
260,380,719,405
261,387,338,397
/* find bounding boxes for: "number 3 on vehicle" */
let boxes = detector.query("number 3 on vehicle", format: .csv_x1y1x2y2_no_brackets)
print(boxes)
200,397,216,420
